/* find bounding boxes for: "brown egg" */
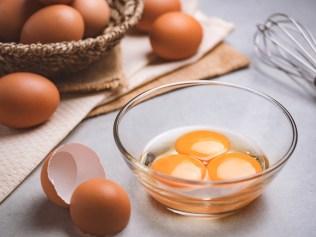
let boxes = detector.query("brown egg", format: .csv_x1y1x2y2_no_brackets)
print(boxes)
136,0,181,32
0,0,42,42
150,12,203,60
72,0,111,38
39,0,73,5
0,72,60,128
70,178,131,236
20,5,84,44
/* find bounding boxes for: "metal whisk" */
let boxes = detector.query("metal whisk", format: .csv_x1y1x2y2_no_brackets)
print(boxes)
254,13,316,86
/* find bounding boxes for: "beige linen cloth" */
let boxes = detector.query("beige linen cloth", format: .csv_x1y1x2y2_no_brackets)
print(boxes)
0,11,249,203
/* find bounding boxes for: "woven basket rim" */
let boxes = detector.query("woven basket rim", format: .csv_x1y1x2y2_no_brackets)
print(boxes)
0,0,143,49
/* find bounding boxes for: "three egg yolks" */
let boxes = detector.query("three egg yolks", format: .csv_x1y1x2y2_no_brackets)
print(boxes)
150,130,262,181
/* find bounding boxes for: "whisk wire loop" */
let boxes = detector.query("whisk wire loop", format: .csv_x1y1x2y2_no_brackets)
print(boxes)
254,13,316,85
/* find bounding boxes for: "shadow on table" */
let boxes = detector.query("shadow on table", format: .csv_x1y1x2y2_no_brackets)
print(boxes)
27,197,77,237
131,183,268,237
28,185,268,237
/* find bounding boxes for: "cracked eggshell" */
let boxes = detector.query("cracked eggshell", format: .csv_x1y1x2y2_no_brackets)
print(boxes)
40,143,106,208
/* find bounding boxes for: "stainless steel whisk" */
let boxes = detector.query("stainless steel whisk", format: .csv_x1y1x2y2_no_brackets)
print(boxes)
254,13,316,86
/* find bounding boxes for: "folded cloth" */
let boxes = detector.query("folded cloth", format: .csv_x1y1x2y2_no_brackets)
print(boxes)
0,12,237,203
88,43,249,118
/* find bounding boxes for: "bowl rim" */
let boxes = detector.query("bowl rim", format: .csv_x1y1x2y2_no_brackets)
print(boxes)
113,80,298,185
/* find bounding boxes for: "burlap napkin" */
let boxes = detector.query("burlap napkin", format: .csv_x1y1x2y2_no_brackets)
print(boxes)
55,46,123,93
88,43,249,118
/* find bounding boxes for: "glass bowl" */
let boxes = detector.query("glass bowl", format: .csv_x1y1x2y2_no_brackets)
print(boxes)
113,81,297,218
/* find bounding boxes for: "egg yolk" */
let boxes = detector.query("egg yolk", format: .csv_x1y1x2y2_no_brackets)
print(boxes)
150,154,206,181
175,130,230,160
207,152,262,181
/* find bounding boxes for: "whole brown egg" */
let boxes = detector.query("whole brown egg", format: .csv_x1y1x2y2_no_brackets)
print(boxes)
72,0,111,38
136,0,181,32
39,0,73,5
150,12,203,60
70,178,131,236
0,0,42,42
20,4,84,44
0,72,60,129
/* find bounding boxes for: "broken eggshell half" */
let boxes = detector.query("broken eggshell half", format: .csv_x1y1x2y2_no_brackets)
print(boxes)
41,143,106,208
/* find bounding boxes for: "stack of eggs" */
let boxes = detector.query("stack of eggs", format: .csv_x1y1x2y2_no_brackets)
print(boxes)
0,0,204,129
0,0,111,44
137,0,203,60
0,0,111,129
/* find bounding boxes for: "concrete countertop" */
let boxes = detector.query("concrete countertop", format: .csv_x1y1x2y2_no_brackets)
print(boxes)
1,0,316,236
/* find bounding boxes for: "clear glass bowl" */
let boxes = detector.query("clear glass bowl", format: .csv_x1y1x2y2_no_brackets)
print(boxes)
113,81,297,218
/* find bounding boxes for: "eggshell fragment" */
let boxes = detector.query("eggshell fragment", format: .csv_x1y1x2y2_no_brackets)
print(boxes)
41,143,106,208
41,156,68,207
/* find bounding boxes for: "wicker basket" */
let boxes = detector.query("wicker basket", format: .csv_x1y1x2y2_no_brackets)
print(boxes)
0,0,143,78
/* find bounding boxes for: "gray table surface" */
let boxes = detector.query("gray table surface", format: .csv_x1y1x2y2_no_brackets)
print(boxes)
1,0,316,236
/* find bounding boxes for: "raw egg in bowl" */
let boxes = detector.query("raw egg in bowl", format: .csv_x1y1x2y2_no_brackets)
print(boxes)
113,80,297,218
